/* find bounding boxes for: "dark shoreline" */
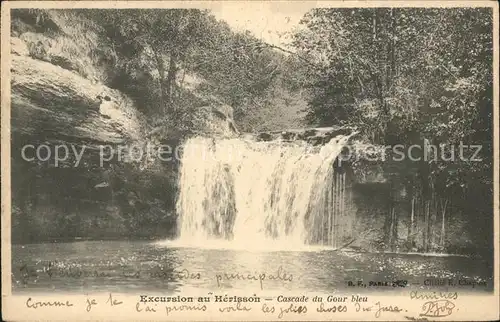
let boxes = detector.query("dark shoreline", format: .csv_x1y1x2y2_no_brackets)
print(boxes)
11,235,173,246
11,238,491,260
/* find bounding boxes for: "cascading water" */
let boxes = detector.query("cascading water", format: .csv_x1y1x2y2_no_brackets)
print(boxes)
176,134,352,249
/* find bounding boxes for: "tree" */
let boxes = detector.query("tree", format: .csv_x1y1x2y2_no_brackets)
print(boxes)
86,9,209,115
292,7,493,252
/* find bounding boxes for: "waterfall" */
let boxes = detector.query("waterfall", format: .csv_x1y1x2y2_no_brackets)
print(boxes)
176,134,352,249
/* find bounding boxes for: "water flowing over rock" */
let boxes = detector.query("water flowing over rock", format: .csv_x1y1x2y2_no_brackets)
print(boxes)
176,133,355,248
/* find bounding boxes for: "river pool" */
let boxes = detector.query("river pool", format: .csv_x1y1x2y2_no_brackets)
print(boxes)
11,240,493,294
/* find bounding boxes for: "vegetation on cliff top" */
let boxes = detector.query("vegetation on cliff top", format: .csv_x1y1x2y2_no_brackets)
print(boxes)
10,8,494,256
12,9,306,133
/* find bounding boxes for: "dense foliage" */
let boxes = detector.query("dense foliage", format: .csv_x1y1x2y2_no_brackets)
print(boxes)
291,8,494,254
71,9,307,131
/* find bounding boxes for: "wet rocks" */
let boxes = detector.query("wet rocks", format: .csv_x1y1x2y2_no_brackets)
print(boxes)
255,126,357,145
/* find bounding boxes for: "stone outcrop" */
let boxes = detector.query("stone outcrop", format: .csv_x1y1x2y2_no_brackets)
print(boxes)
146,96,239,143
190,105,239,138
11,31,159,243
255,126,354,144
253,126,387,184
11,46,145,147
11,37,29,56
10,27,241,243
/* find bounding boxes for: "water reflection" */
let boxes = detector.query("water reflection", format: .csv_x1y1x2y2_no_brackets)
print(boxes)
11,241,493,294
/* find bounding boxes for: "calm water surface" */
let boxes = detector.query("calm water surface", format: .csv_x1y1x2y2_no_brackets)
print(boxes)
12,241,493,294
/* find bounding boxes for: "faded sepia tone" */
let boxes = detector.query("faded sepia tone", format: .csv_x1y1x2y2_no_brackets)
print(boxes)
1,1,499,321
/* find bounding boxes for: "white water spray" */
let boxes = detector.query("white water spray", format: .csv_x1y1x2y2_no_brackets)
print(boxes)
176,134,352,249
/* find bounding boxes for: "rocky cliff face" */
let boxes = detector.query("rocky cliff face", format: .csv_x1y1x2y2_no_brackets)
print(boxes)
11,26,153,242
10,13,239,243
11,43,145,147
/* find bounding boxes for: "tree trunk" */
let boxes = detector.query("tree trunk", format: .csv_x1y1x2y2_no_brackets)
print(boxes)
340,172,345,245
372,9,377,41
422,200,427,252
440,199,448,247
430,191,437,249
407,195,415,250
152,48,167,116
165,51,178,112
389,207,395,251
425,201,430,252
321,178,326,245
333,172,338,248
389,8,396,93
327,173,332,246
